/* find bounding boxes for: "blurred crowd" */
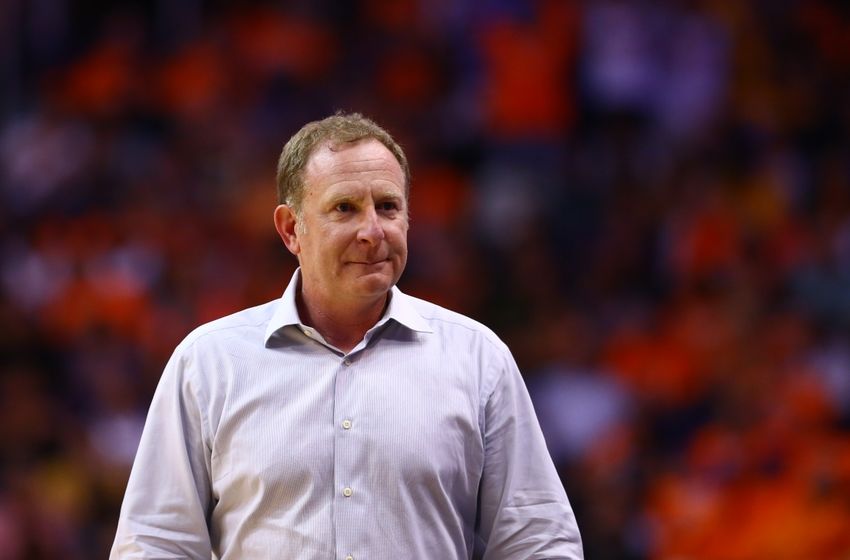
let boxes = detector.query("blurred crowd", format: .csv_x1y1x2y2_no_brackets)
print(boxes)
2,0,849,558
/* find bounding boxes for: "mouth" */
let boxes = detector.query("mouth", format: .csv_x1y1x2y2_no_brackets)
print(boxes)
348,258,390,267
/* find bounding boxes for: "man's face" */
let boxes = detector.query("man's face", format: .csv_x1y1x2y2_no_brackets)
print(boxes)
282,139,409,306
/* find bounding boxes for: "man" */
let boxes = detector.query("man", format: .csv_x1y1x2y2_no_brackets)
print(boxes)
111,113,583,559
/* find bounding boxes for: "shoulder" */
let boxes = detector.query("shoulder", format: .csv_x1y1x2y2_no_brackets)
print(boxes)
175,300,278,355
400,292,510,355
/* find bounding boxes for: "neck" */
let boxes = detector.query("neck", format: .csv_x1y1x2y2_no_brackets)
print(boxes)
296,287,389,353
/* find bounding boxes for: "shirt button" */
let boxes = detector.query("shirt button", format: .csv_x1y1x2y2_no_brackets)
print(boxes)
343,358,352,366
346,555,354,560
342,419,352,430
342,487,353,497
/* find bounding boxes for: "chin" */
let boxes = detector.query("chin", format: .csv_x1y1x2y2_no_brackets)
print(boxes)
360,276,394,294
353,271,397,296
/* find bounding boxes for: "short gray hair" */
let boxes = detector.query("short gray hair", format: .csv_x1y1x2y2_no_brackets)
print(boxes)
276,112,410,214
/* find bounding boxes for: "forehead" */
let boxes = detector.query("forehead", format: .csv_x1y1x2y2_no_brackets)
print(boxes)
303,139,405,199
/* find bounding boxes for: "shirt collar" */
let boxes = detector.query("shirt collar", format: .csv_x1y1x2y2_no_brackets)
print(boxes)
264,268,432,346
382,283,433,334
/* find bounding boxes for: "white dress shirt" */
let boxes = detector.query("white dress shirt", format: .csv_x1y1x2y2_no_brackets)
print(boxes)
111,270,583,559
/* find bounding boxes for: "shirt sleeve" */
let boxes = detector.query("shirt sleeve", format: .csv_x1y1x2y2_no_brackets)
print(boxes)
474,349,584,559
110,344,214,559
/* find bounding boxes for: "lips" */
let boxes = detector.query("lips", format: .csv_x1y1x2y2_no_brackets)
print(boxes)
348,256,390,265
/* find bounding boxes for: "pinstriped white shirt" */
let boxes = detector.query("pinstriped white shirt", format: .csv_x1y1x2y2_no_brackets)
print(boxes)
111,270,583,559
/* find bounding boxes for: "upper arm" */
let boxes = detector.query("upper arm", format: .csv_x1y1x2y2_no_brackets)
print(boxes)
475,348,584,559
110,346,214,559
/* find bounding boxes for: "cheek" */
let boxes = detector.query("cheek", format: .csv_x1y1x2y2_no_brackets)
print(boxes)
393,237,409,264
386,226,407,248
314,221,349,245
391,220,409,241
323,230,358,261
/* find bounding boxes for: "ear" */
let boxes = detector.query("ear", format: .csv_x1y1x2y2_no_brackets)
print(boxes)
273,204,301,256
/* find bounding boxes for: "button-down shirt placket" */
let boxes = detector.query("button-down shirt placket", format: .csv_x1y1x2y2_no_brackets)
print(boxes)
333,352,362,560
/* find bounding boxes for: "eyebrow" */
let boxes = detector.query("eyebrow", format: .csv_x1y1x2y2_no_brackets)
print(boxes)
325,191,404,206
375,191,404,201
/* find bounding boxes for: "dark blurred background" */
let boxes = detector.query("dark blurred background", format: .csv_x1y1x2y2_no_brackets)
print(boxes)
1,0,850,558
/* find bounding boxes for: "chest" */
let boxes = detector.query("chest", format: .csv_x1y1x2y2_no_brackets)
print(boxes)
208,347,484,504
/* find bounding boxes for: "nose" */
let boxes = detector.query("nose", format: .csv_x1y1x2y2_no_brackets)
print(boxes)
357,207,385,245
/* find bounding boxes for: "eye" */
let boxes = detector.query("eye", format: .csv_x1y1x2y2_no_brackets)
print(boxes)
377,201,399,212
336,202,354,213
